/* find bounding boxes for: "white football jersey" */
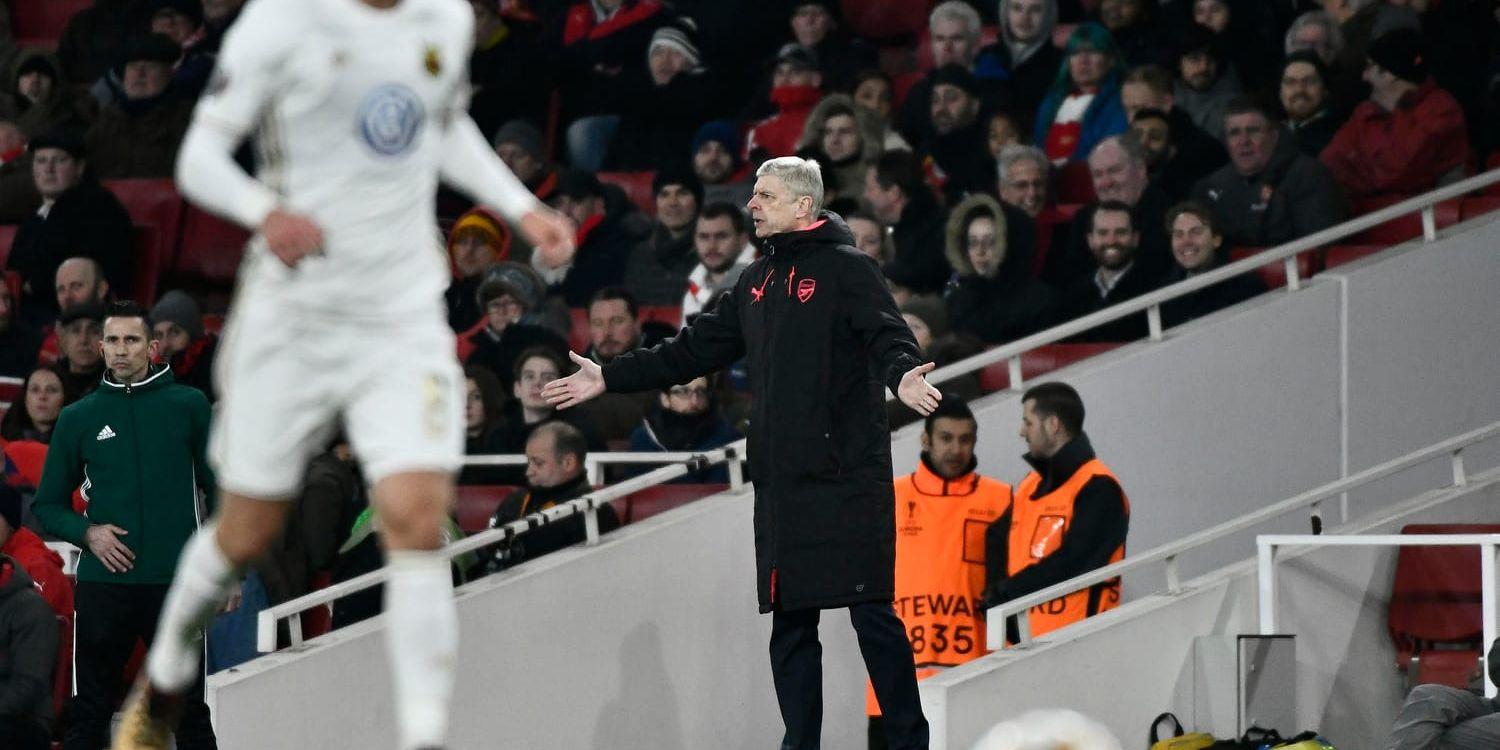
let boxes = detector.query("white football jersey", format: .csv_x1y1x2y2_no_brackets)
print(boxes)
194,0,476,318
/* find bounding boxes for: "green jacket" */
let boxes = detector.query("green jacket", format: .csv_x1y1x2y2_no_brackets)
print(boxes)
33,365,215,585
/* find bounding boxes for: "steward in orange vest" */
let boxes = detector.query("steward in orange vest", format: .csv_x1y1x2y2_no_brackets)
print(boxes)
983,383,1129,642
867,398,1011,745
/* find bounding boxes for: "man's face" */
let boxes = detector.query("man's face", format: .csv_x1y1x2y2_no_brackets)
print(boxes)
524,432,577,489
693,140,734,184
772,62,821,89
1179,51,1217,91
32,148,84,199
496,142,541,183
550,194,601,228
987,116,1019,159
55,261,106,312
60,318,103,369
863,167,902,224
648,45,692,87
821,113,861,163
1120,81,1171,122
1225,112,1278,176
24,369,64,427
1099,0,1143,31
1290,23,1334,63
791,5,833,47
656,184,699,233
1088,142,1147,204
847,216,885,262
930,18,977,68
123,60,173,101
1280,61,1327,121
1087,208,1138,271
484,293,522,332
16,71,53,103
1018,400,1063,459
1170,211,1221,272
451,229,497,279
1130,117,1172,168
1006,0,1046,43
660,376,711,417
999,159,1047,218
853,77,892,120
747,174,808,237
101,316,156,382
513,355,560,411
694,214,745,273
588,299,640,361
965,215,1003,277
930,83,978,136
465,377,485,431
1193,0,1229,33
1069,47,1109,89
923,416,978,479
151,10,197,44
152,321,192,359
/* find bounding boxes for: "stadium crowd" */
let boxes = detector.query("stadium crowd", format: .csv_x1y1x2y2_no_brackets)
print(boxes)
0,0,1498,746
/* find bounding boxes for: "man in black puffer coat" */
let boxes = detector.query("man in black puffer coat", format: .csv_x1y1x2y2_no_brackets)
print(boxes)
544,156,939,750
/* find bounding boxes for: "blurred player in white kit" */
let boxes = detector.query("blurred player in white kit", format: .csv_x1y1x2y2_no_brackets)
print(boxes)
111,0,575,747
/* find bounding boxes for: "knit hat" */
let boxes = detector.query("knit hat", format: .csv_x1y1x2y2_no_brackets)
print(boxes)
477,261,545,311
492,119,545,161
900,296,950,339
774,43,820,73
449,208,512,262
551,168,604,201
691,120,742,166
0,484,20,532
1367,28,1426,84
123,33,181,65
30,130,85,159
15,54,58,82
930,63,980,98
652,164,704,205
648,17,702,70
150,289,204,339
149,0,204,26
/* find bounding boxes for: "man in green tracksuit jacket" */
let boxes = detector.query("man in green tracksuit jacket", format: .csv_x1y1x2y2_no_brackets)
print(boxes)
31,301,218,750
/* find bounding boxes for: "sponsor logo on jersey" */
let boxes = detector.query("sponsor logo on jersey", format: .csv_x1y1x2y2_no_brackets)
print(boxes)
357,84,425,158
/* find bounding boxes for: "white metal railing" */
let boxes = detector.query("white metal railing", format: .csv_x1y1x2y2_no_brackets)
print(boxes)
987,419,1500,648
0,375,21,410
254,439,748,653
915,168,1500,394
1257,533,1499,698
463,449,742,486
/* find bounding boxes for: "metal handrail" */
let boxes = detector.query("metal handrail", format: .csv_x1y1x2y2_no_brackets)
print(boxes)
255,439,749,653
463,450,741,486
917,168,1500,392
987,419,1500,647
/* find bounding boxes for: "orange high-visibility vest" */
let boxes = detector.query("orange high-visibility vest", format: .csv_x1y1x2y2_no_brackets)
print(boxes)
866,459,1011,716
1007,457,1128,639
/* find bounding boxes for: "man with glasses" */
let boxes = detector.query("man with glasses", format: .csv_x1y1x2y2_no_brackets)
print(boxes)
628,376,739,484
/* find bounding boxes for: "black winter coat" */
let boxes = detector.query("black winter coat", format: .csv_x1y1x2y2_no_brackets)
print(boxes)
7,180,133,318
601,212,923,612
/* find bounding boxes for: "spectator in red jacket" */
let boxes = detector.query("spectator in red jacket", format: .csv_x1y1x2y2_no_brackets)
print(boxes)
0,483,72,623
745,44,824,163
1320,29,1469,200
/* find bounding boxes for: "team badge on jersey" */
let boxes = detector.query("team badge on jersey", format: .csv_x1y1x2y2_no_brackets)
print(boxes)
424,45,442,76
357,84,425,157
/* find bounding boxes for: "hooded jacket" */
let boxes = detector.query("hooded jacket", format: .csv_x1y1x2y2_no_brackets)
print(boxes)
32,365,215,585
796,94,884,205
1193,127,1347,248
975,0,1062,126
745,84,823,162
602,212,923,612
942,194,1059,344
5,51,92,138
0,556,57,732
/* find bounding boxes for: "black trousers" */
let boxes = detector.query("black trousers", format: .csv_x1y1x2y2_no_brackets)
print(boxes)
0,714,50,750
770,602,929,750
65,582,217,750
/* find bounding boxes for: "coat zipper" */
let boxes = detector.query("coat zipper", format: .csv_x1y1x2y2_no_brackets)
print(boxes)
762,245,780,602
126,382,147,574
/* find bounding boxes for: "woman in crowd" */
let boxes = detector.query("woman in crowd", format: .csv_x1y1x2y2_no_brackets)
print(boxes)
0,366,65,444
1033,23,1127,164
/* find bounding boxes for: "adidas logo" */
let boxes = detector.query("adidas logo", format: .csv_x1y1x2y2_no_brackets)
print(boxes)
96,425,117,441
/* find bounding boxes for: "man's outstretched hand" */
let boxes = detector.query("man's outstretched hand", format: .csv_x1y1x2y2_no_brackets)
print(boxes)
898,362,942,415
542,351,605,409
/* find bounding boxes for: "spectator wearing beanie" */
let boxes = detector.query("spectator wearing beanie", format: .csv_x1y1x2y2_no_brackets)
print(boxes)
55,0,156,84
1320,29,1469,201
0,482,74,623
541,169,639,306
598,16,732,171
796,93,883,205
745,43,825,163
445,208,514,332
691,120,752,207
84,33,195,179
150,290,218,399
492,119,558,200
462,264,570,391
1279,50,1345,158
467,0,550,141
623,167,703,305
145,0,215,100
7,51,92,140
1035,23,1128,164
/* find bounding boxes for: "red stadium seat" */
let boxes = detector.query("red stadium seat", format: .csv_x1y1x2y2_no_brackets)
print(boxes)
128,225,163,304
1228,247,1318,289
1459,196,1500,220
101,179,184,298
1322,245,1385,270
1348,196,1459,244
596,171,656,216
568,307,590,352
0,377,21,406
1484,153,1500,196
11,0,93,48
1054,160,1095,205
202,313,224,335
639,305,682,331
0,224,18,268
621,483,727,524
173,207,252,287
889,70,925,112
453,485,516,534
3,271,19,315
841,0,932,42
1388,524,1500,689
976,343,1123,392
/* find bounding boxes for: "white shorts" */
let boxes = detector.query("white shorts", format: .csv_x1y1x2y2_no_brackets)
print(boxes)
209,295,465,499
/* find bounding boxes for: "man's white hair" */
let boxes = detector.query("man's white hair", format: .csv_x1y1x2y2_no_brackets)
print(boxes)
931,1,983,43
969,709,1122,750
756,156,825,215
998,144,1050,184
